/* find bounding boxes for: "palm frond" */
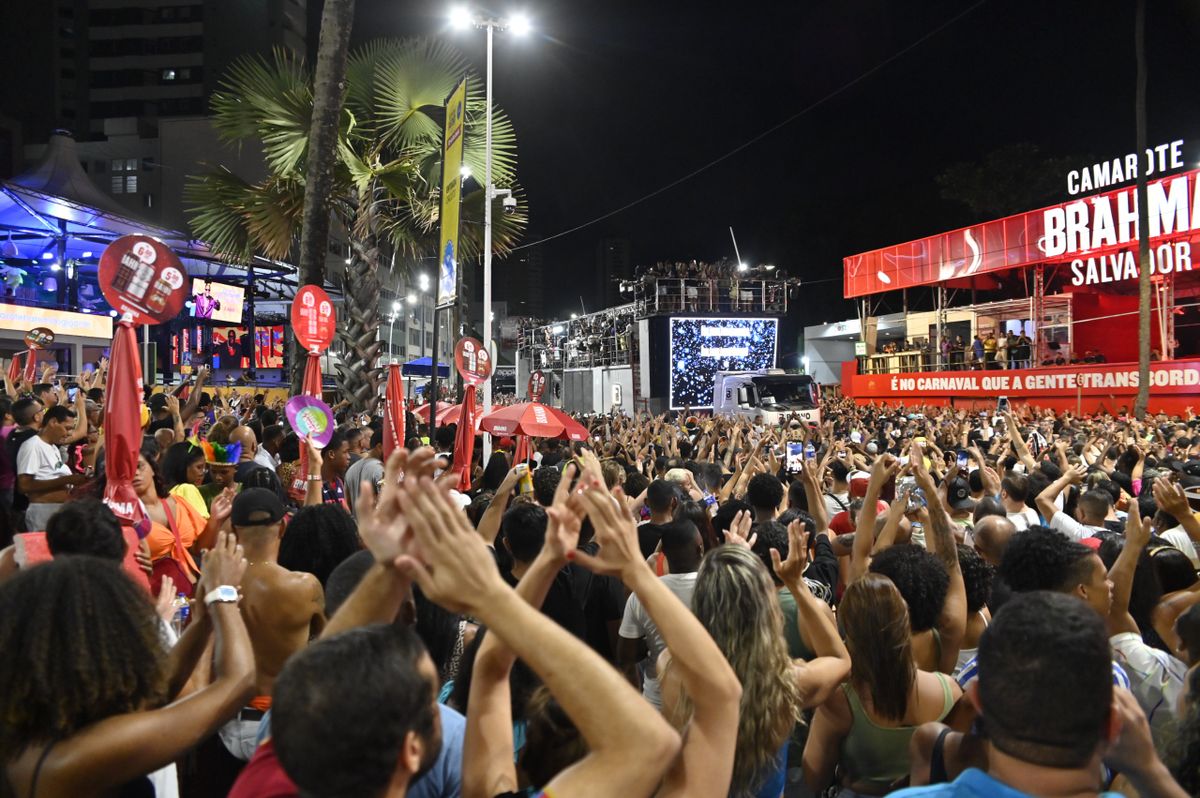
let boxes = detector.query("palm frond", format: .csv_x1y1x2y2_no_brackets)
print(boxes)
184,169,304,263
375,38,473,151
210,48,313,176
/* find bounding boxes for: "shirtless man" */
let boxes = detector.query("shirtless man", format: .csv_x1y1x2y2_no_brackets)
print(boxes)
218,488,325,760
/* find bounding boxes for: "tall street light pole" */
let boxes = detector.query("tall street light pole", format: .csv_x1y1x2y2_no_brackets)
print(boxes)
451,5,528,460
388,300,401,362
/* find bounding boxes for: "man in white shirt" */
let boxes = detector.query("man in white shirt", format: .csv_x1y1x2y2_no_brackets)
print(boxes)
822,460,852,519
618,519,701,708
999,473,1039,530
254,423,284,472
1151,476,1200,568
17,405,87,531
1035,463,1109,541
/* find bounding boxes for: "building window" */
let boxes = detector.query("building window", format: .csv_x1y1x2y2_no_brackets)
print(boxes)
409,330,421,347
126,175,138,193
126,158,137,172
162,69,176,81
141,158,155,171
111,176,124,194
111,159,124,172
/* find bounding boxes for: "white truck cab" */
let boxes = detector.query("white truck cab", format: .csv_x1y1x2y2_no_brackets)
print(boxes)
711,369,821,425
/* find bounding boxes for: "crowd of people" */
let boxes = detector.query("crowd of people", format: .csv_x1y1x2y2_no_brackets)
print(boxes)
529,308,637,370
870,331,1114,373
1,361,1200,798
626,259,789,314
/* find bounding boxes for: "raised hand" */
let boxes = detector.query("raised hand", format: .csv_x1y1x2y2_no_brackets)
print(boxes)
210,486,237,524
394,477,507,615
1153,477,1191,521
571,480,645,579
724,509,757,549
769,519,810,589
356,448,416,563
155,575,177,622
202,529,248,588
544,464,585,562
1124,508,1151,551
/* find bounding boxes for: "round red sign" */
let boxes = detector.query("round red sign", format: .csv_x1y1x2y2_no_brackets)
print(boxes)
292,285,336,352
98,236,188,325
24,327,54,349
528,370,546,401
454,337,492,386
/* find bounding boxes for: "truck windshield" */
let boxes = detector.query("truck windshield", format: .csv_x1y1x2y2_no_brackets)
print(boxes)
751,377,815,408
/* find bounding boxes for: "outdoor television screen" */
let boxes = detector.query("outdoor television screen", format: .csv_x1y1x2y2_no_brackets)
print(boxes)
668,317,777,409
256,325,285,368
190,279,244,324
211,326,248,369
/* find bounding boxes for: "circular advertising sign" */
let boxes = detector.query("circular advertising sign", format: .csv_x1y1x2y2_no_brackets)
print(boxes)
285,395,335,448
454,336,493,387
98,236,188,325
24,327,55,349
528,370,546,402
292,285,336,352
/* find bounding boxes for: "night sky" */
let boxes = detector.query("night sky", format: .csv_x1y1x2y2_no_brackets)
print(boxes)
331,0,1200,321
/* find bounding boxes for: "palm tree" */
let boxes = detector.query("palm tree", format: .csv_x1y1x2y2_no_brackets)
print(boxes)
295,0,355,396
185,38,527,411
1133,0,1151,420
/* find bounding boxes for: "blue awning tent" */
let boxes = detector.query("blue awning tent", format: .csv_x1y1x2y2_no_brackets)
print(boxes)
0,132,293,312
401,356,451,377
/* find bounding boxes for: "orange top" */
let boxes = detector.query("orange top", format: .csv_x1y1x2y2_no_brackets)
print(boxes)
146,497,207,578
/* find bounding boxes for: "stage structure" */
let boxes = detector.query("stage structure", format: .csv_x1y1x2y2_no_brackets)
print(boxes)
838,142,1200,415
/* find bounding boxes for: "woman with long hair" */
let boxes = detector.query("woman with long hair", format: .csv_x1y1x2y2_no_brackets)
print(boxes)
803,573,962,796
0,533,254,797
160,440,210,518
672,537,849,798
133,444,234,597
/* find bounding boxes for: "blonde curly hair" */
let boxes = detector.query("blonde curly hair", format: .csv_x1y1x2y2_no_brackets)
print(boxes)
673,544,799,797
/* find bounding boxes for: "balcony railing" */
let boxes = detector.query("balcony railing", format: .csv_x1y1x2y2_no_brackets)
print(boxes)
626,277,789,317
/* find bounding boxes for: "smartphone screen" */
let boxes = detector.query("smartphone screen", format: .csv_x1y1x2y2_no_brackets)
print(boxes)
786,442,803,473
997,395,1010,413
67,387,78,401
956,451,969,469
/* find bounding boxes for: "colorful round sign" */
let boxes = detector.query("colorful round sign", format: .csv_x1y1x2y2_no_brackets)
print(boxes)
292,285,336,352
98,235,188,325
528,370,546,401
454,336,492,386
24,327,54,349
285,395,335,448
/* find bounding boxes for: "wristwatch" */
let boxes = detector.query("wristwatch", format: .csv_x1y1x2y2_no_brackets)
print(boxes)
204,585,239,607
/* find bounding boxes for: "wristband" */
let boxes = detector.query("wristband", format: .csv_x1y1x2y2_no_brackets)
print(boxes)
204,585,239,606
308,476,322,482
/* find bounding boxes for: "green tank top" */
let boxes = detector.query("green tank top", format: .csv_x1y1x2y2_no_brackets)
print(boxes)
838,672,955,791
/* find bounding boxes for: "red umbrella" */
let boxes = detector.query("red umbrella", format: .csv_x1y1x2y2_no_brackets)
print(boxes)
22,346,36,382
295,351,324,499
513,434,531,464
102,320,145,530
383,362,405,460
7,352,22,385
301,351,322,397
480,402,567,438
414,400,482,429
545,406,590,442
453,385,477,492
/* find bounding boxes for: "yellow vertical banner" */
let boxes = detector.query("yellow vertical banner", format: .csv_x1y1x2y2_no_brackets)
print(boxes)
438,78,467,307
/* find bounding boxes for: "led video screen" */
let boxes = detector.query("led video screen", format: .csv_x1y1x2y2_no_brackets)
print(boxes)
190,279,244,324
669,317,777,409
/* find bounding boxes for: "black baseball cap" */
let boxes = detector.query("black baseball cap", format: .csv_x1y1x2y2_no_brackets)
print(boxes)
947,478,974,510
231,487,286,526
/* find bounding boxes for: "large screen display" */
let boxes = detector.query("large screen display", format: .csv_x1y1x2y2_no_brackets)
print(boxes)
212,326,249,369
256,326,285,368
669,317,777,409
190,279,244,324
